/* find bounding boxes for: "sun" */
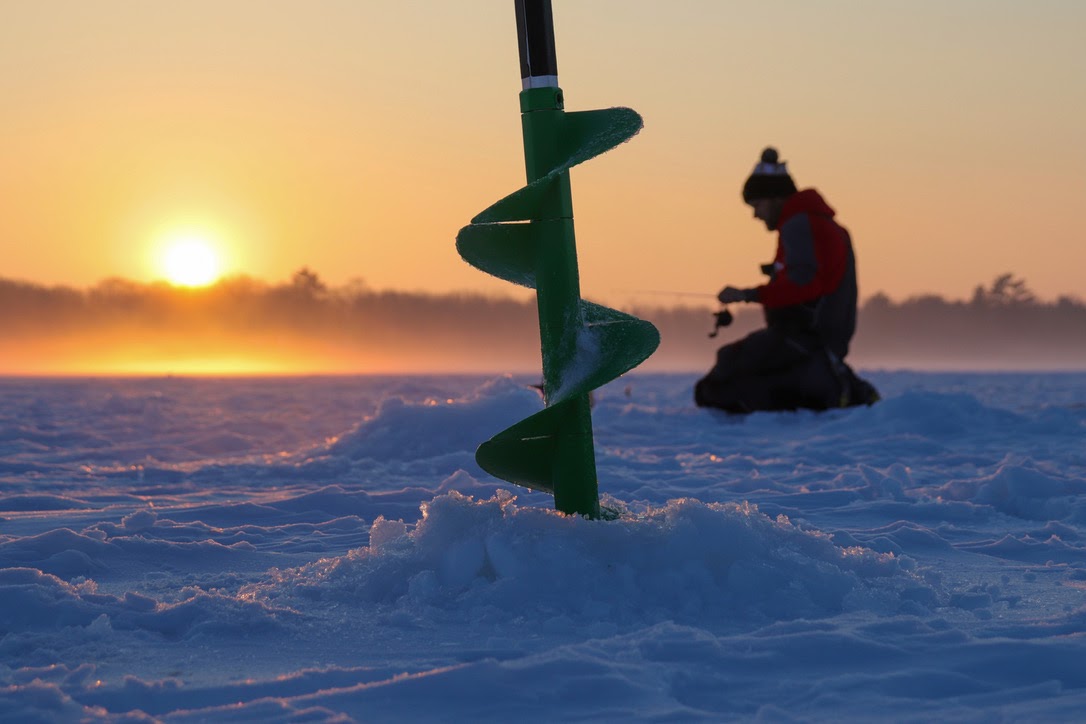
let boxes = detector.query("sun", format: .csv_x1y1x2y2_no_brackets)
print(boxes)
157,233,224,287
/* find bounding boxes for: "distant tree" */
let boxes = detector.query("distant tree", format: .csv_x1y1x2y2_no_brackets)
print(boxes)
289,267,328,297
970,284,987,308
1055,294,1085,311
342,277,369,299
974,273,1036,307
862,292,894,313
88,277,147,310
902,293,950,314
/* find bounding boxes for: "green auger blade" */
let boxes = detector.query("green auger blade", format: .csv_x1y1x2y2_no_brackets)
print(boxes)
472,176,559,226
472,108,642,226
557,107,643,173
474,402,568,493
455,220,541,289
546,301,660,405
476,304,660,487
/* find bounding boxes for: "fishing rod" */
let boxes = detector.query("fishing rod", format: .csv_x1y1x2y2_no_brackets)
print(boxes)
617,289,716,299
614,289,734,337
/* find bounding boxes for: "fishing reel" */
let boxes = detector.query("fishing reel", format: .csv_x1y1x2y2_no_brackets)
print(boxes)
708,307,734,338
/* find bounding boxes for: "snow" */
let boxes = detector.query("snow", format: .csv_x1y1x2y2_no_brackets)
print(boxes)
1,372,1085,721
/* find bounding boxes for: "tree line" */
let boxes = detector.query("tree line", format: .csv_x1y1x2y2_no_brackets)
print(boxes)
1,271,1083,372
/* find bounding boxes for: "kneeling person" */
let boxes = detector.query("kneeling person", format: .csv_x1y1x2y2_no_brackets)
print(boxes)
695,147,878,413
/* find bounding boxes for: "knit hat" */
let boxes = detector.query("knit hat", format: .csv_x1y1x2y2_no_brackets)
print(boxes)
742,147,797,203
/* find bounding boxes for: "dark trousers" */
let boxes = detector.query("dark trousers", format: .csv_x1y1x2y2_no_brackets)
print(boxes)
694,328,846,413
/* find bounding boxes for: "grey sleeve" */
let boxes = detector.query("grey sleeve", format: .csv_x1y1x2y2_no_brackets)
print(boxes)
778,213,818,286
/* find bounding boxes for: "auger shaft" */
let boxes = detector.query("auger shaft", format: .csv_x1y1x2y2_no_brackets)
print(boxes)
516,0,599,517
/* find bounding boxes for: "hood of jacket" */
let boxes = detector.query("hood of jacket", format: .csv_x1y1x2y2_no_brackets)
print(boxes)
780,188,835,224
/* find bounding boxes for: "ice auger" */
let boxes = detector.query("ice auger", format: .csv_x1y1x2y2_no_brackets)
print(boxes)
456,0,659,518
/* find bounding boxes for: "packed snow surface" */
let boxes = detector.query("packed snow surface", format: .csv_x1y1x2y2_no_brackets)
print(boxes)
1,372,1085,721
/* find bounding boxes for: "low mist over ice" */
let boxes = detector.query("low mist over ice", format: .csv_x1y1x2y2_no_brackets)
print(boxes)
3,273,1085,374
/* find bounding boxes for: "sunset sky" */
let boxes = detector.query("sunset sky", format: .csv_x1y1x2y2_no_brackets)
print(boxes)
3,0,1084,308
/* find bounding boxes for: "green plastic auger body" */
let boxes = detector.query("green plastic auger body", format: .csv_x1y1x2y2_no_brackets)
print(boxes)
455,1,659,517
520,87,580,395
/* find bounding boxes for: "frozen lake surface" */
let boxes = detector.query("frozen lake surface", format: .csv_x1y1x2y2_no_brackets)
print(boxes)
1,372,1085,721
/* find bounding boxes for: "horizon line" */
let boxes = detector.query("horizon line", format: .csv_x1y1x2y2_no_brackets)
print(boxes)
3,271,1082,307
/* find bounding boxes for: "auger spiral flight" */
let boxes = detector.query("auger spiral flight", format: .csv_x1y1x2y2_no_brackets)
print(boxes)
456,0,659,518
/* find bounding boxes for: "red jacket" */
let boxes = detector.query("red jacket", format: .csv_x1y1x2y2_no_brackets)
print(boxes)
754,189,858,357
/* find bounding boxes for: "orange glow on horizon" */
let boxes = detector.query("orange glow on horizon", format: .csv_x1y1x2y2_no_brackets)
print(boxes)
0,330,546,378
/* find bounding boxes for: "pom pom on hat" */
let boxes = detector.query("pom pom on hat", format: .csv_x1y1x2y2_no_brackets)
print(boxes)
743,147,797,203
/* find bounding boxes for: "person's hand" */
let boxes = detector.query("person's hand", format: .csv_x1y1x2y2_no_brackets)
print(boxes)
717,286,751,304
